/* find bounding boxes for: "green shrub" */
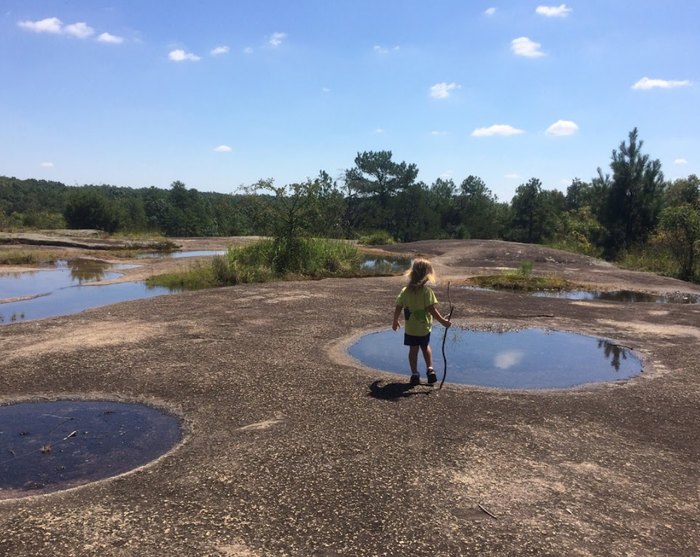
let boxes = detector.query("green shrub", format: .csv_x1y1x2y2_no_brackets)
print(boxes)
357,231,395,246
145,263,218,290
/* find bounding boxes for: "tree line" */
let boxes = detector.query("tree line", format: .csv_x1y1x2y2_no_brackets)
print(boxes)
1,128,699,280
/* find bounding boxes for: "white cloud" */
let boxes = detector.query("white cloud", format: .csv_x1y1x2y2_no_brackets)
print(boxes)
169,49,200,62
322,87,331,93
18,17,63,34
632,77,691,90
97,32,124,44
545,119,579,136
373,45,400,54
430,130,448,136
674,158,688,165
536,4,572,17
430,82,461,99
214,145,232,153
63,22,94,39
439,171,454,179
374,128,385,134
18,17,124,43
269,32,287,47
243,47,254,54
40,162,54,168
484,7,497,16
472,124,525,137
504,173,521,179
494,350,524,369
512,37,544,57
211,45,229,56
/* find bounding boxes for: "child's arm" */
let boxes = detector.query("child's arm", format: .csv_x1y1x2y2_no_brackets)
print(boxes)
392,305,403,331
428,304,451,328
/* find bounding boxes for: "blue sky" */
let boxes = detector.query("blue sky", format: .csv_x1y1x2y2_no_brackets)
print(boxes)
2,1,698,202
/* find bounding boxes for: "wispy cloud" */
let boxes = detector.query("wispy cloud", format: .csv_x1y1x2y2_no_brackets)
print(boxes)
545,120,579,136
632,77,691,90
18,17,94,39
63,22,94,39
269,32,287,47
18,17,63,34
472,124,525,137
536,4,572,17
373,45,400,55
210,45,230,56
98,32,124,44
504,173,521,179
19,17,126,44
374,128,385,134
511,37,544,57
40,162,54,168
430,82,461,99
322,87,331,93
169,49,200,62
484,7,497,16
243,47,254,55
214,145,232,153
674,158,688,165
430,130,448,136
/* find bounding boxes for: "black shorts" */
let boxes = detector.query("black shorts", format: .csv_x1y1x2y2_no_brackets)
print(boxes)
404,332,431,347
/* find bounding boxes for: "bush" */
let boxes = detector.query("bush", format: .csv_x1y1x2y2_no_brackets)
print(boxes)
357,230,395,246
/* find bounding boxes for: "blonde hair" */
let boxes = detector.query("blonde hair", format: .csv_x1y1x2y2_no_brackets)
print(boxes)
406,258,436,291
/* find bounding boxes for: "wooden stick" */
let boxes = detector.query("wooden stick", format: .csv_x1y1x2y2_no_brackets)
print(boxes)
478,503,498,519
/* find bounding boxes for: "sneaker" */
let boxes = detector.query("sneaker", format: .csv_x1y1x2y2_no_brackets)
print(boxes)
427,369,437,385
409,373,420,386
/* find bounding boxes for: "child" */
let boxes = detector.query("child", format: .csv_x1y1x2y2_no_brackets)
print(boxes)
392,258,451,386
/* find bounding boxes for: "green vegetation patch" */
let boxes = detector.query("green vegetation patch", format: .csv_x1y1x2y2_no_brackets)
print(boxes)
0,250,40,265
145,263,219,291
466,273,573,291
145,238,405,291
465,261,576,291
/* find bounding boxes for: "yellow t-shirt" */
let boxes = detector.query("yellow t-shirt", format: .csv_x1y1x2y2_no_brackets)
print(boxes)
396,286,438,336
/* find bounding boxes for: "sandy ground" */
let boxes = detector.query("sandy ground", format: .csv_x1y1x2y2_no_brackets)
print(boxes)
0,238,699,556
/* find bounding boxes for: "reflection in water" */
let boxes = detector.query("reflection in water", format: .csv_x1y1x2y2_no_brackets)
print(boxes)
532,289,700,304
62,259,119,283
349,327,643,389
0,282,172,324
0,258,169,325
599,340,628,371
360,257,411,274
494,350,525,370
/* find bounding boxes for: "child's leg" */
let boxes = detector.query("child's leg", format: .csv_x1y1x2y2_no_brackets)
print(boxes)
420,344,434,371
408,345,420,373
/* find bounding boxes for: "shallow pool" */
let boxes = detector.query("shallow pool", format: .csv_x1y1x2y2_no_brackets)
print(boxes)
0,400,181,499
0,258,173,324
349,327,643,389
531,289,700,304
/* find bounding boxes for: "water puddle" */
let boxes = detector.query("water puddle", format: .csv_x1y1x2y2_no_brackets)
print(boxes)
531,289,700,304
360,256,411,274
0,400,181,499
0,282,172,324
349,327,643,389
137,249,225,259
0,258,175,324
